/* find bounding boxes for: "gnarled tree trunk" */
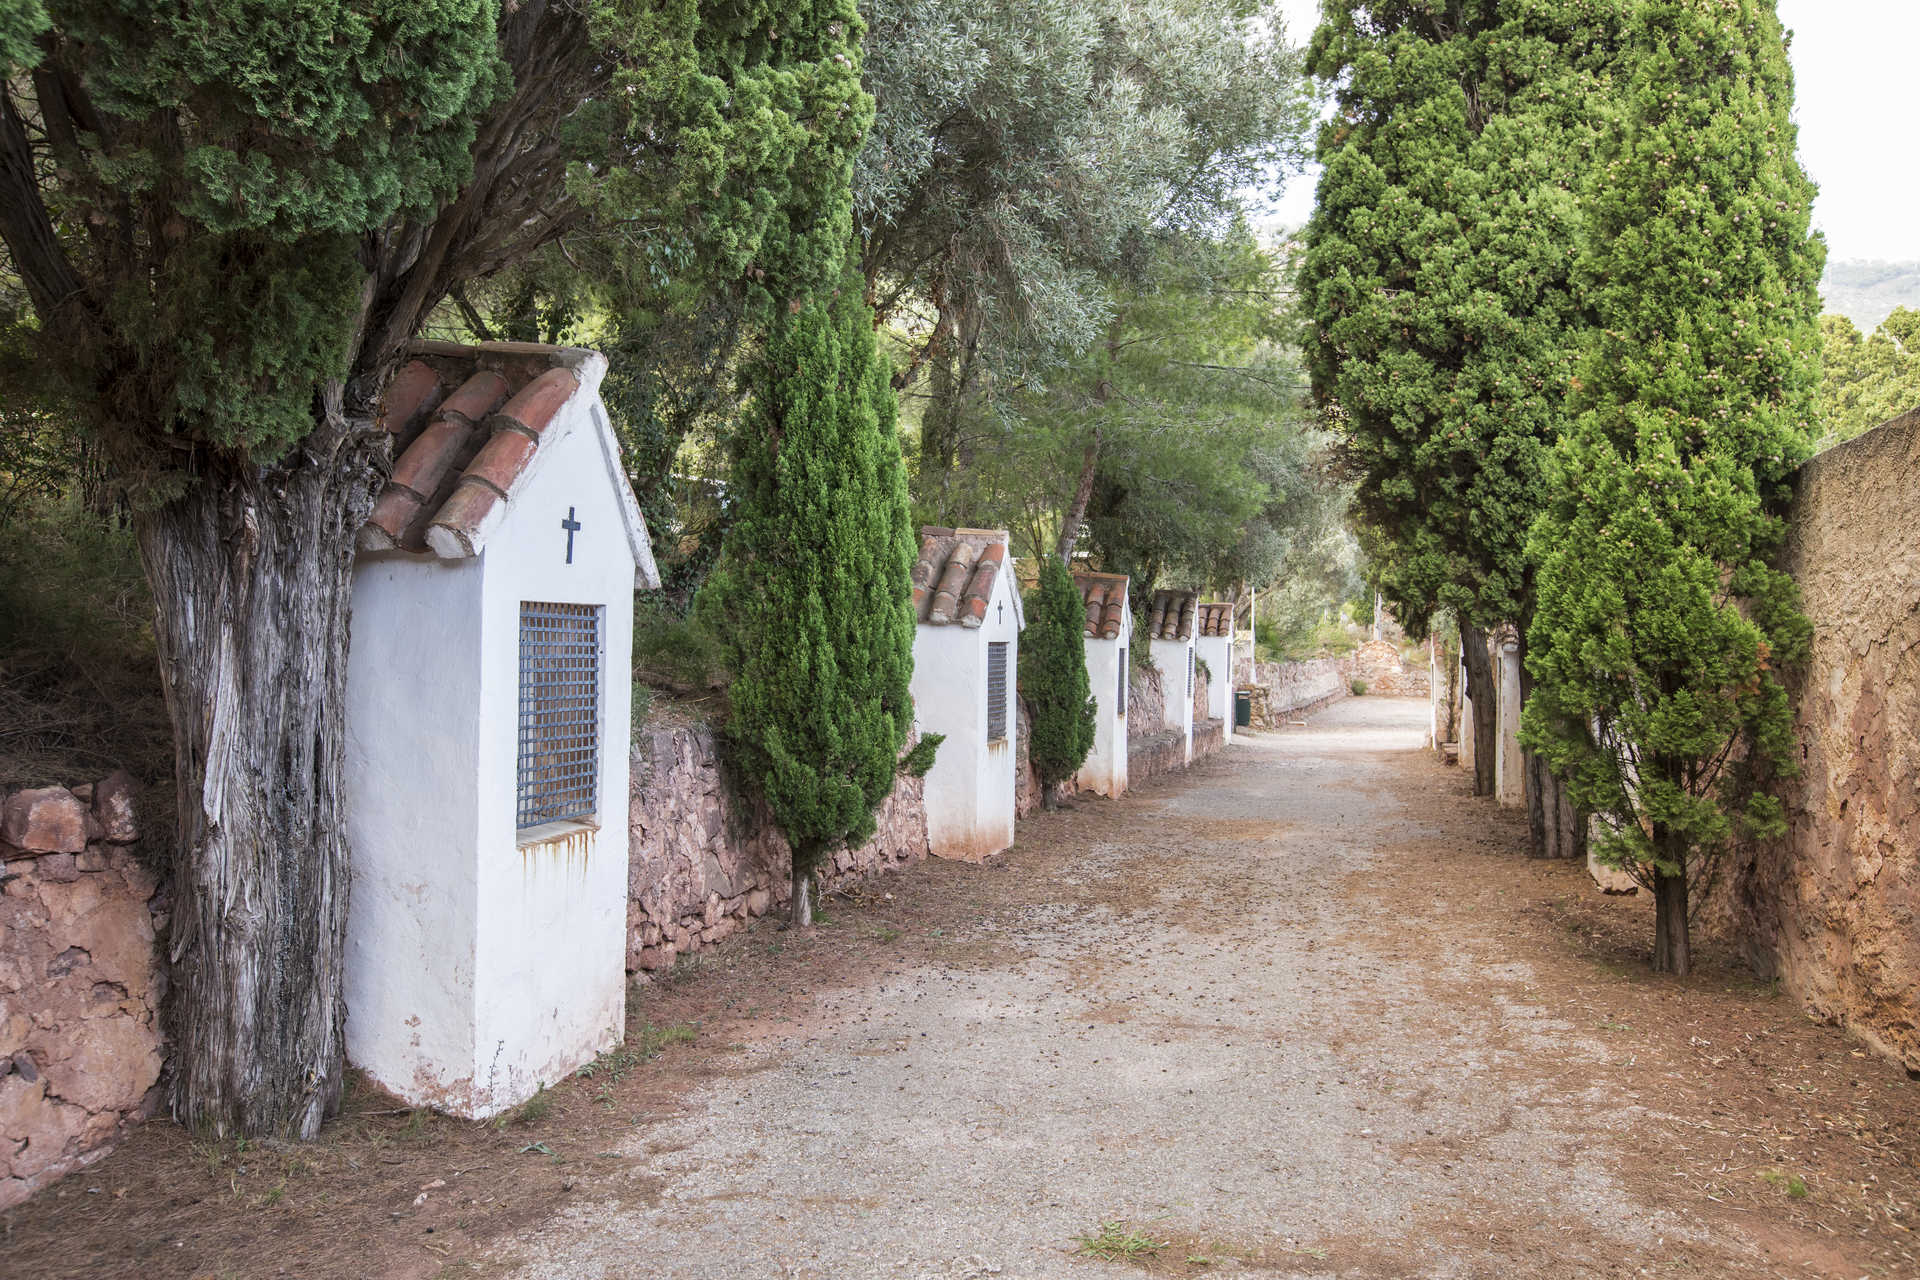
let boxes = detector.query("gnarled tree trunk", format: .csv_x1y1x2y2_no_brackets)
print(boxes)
1516,634,1585,860
790,844,817,929
1458,620,1498,797
1652,861,1690,976
136,406,381,1139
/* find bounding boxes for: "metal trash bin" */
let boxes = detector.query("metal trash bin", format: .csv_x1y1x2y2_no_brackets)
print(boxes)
1234,689,1253,728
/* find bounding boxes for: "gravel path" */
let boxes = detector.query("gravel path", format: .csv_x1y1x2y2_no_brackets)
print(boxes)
497,698,1782,1279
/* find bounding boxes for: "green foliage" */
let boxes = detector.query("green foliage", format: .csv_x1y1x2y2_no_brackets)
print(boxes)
1021,556,1096,789
632,595,727,695
1298,0,1624,637
0,0,47,69
1522,0,1821,948
700,280,916,871
898,731,944,779
1349,678,1367,697
1816,309,1920,447
0,495,171,791
860,0,1313,397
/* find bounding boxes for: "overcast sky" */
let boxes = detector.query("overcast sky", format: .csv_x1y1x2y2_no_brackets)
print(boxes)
1267,1,1919,265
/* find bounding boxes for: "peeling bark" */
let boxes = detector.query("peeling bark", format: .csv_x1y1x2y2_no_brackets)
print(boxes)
1458,620,1498,797
1055,434,1100,564
135,406,382,1139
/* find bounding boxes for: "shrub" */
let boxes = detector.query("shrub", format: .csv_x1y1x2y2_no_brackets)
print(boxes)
1349,678,1368,696
1022,556,1096,804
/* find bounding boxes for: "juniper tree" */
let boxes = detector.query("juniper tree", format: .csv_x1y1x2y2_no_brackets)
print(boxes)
1298,0,1621,855
1021,554,1096,807
0,1,868,1136
1521,0,1822,976
702,281,917,927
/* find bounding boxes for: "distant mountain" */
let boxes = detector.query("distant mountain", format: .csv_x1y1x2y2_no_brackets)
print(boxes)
1821,260,1920,332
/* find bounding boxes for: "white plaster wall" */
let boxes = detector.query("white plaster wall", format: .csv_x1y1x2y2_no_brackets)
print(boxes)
1151,636,1196,763
1495,640,1524,808
1196,633,1234,744
910,561,1021,860
471,407,634,1114
1076,628,1130,798
346,556,485,1108
1459,657,1476,773
911,625,984,858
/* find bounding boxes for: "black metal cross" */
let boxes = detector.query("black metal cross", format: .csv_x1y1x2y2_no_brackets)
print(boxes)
561,506,582,564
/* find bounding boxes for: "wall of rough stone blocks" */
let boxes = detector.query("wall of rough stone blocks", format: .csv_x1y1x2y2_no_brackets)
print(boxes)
626,725,930,972
1728,410,1920,1071
1233,655,1353,728
1,775,165,1209
1351,639,1431,697
1127,662,1166,744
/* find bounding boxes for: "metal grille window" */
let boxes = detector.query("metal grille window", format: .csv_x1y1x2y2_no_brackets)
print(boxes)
1187,646,1195,698
517,602,602,830
1117,648,1127,716
987,642,1009,741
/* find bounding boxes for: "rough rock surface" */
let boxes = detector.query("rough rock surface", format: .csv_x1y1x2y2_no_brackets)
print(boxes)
1235,655,1352,728
1352,638,1431,697
1729,410,1920,1071
1126,661,1166,743
0,779,164,1209
626,725,930,972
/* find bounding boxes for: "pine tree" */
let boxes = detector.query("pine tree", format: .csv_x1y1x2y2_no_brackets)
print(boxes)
1522,0,1822,976
1298,0,1622,854
1022,555,1096,806
703,279,917,926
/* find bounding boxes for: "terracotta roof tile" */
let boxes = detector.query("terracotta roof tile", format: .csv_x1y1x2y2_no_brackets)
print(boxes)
356,342,660,588
1148,588,1198,641
379,360,445,437
1197,602,1234,637
1073,571,1129,640
912,527,1011,628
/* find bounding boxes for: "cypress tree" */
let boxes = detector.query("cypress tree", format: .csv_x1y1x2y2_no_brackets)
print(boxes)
1521,0,1821,975
1022,555,1096,807
0,2,869,1135
1298,0,1622,853
703,279,917,926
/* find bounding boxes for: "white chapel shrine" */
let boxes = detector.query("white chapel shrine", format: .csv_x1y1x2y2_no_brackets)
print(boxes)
909,527,1025,860
344,340,659,1117
1073,571,1132,798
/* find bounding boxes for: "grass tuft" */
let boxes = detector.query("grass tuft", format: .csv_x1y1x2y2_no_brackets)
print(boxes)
1073,1221,1168,1265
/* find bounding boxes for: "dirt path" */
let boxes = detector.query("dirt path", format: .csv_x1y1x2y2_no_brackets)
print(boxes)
492,697,1920,1279
6,696,1916,1279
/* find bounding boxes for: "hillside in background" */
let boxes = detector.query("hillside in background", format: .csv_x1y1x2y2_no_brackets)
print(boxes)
1822,260,1920,331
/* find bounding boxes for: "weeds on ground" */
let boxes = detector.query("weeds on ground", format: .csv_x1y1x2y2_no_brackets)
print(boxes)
1761,1168,1810,1198
505,1087,553,1126
1074,1221,1168,1265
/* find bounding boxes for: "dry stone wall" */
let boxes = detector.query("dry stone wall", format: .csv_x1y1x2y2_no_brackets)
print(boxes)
1234,655,1352,728
1729,410,1920,1070
1127,662,1166,743
1,775,165,1209
626,725,929,972
1351,639,1430,697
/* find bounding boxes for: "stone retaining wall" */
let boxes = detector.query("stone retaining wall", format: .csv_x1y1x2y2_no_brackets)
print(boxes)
1351,639,1430,697
1235,656,1353,728
626,726,929,972
1729,410,1920,1070
1,775,165,1210
1128,662,1166,743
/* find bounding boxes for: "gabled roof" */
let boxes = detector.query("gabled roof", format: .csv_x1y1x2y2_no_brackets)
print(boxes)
359,340,660,589
1147,588,1198,641
1073,571,1129,640
912,527,1022,630
1197,602,1234,637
